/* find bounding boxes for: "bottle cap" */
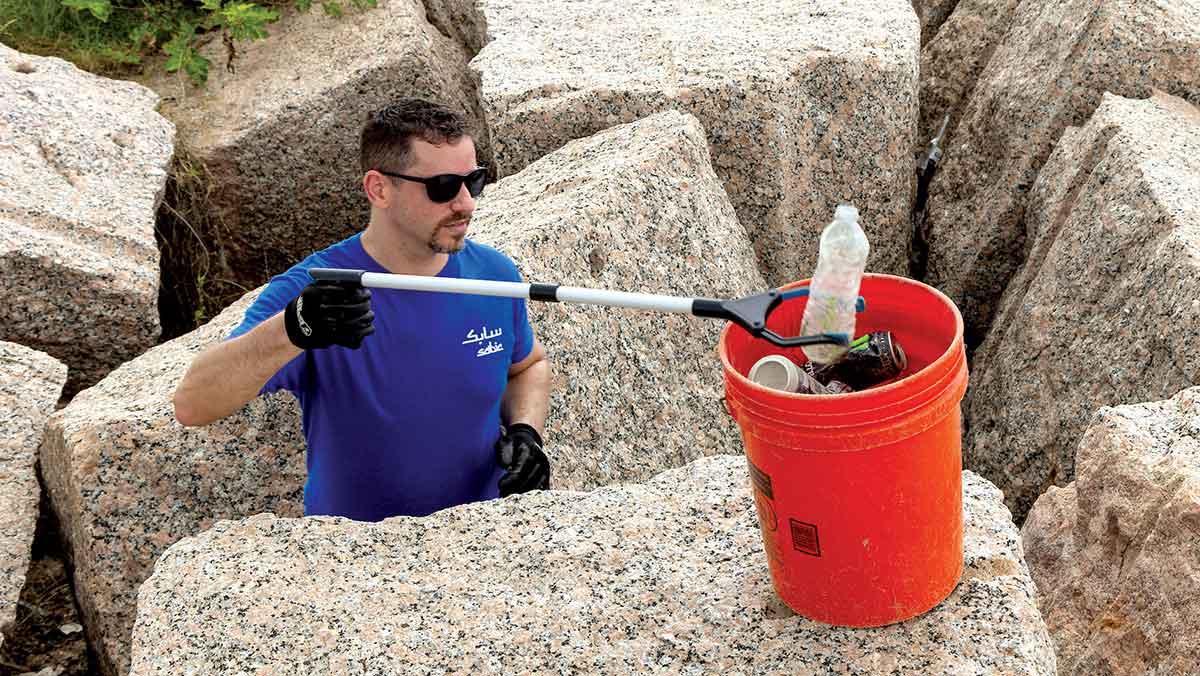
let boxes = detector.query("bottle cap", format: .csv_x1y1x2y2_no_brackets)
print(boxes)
748,355,802,392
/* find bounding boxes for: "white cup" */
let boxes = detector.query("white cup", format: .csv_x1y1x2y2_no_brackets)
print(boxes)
748,354,802,392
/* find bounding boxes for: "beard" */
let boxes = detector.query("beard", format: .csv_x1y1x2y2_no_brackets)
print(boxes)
429,237,464,254
428,213,470,254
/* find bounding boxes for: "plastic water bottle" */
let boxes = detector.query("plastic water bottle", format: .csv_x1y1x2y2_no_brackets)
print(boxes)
800,204,870,363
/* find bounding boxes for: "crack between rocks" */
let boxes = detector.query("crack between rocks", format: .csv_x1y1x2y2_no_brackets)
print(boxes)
909,203,932,282
421,2,456,45
982,1,1110,319
419,0,486,60
1001,123,1122,321
922,0,966,45
919,3,1110,348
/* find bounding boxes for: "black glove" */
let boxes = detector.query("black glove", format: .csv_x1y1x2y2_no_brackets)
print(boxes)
284,280,375,350
496,423,550,497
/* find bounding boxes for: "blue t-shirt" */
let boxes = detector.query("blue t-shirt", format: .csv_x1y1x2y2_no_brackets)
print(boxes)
227,234,535,521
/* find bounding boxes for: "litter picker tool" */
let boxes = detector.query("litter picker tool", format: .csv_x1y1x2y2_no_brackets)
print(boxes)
308,268,865,348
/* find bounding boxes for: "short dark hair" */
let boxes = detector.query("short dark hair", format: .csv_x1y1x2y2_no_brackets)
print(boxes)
360,98,469,174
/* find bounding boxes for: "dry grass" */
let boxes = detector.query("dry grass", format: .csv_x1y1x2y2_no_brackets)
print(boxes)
0,486,94,676
155,139,250,340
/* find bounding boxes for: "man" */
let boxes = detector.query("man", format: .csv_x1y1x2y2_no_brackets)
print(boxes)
173,98,552,522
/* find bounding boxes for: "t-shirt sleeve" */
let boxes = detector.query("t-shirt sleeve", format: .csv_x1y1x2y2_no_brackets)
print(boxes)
511,294,535,365
498,254,536,365
225,267,312,395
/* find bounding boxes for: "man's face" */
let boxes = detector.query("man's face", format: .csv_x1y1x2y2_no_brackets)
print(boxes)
386,136,479,254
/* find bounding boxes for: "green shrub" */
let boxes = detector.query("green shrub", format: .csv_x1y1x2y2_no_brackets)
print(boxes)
0,0,375,84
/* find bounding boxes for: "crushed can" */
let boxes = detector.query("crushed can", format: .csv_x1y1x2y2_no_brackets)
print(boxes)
805,331,908,390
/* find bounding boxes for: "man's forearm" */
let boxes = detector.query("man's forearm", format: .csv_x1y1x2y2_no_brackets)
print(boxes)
173,313,301,426
502,358,551,435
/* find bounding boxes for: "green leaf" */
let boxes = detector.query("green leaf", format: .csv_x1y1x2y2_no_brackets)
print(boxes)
185,54,210,85
220,2,279,41
163,24,204,82
321,1,342,18
128,20,162,48
61,0,113,22
295,0,312,11
137,7,179,39
200,0,223,11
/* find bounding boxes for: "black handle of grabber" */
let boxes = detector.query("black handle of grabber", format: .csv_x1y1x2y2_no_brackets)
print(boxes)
692,290,857,348
310,268,365,284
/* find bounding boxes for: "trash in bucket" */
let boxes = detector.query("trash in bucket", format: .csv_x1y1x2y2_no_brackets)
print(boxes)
805,330,909,390
720,274,969,627
748,355,854,395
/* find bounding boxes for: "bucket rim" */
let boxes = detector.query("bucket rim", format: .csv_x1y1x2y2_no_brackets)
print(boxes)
717,273,965,402
725,362,967,449
723,346,965,430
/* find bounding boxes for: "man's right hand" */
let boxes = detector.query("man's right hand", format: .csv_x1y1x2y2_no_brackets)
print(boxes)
284,280,375,350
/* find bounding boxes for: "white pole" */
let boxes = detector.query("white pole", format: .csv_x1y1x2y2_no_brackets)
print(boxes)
554,286,694,313
357,271,695,314
360,272,529,299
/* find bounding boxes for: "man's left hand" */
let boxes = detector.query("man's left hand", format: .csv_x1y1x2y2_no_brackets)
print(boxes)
496,423,550,497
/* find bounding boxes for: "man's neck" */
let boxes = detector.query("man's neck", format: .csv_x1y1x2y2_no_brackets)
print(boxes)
361,221,449,277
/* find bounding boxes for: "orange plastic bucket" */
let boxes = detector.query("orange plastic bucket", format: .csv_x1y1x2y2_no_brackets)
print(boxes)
719,274,968,627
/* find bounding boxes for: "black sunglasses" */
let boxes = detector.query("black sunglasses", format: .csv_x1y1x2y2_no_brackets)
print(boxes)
376,167,487,203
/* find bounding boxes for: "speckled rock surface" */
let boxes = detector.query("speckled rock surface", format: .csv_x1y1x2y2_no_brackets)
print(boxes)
471,0,919,285
922,0,1200,345
421,0,488,55
965,92,1200,521
917,0,1022,152
471,110,761,491
1022,387,1200,676
911,0,961,45
141,0,487,294
0,44,172,395
130,458,1054,675
39,291,306,676
0,343,67,650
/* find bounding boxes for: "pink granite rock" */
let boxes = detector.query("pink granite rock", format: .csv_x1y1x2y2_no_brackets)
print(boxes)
130,458,1054,674
0,44,173,395
965,92,1200,520
39,291,307,676
1023,387,1200,675
470,0,920,286
921,0,1200,345
0,342,67,651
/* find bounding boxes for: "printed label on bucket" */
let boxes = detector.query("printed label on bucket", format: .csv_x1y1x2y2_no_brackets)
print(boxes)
748,462,774,500
789,519,821,557
747,460,784,566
